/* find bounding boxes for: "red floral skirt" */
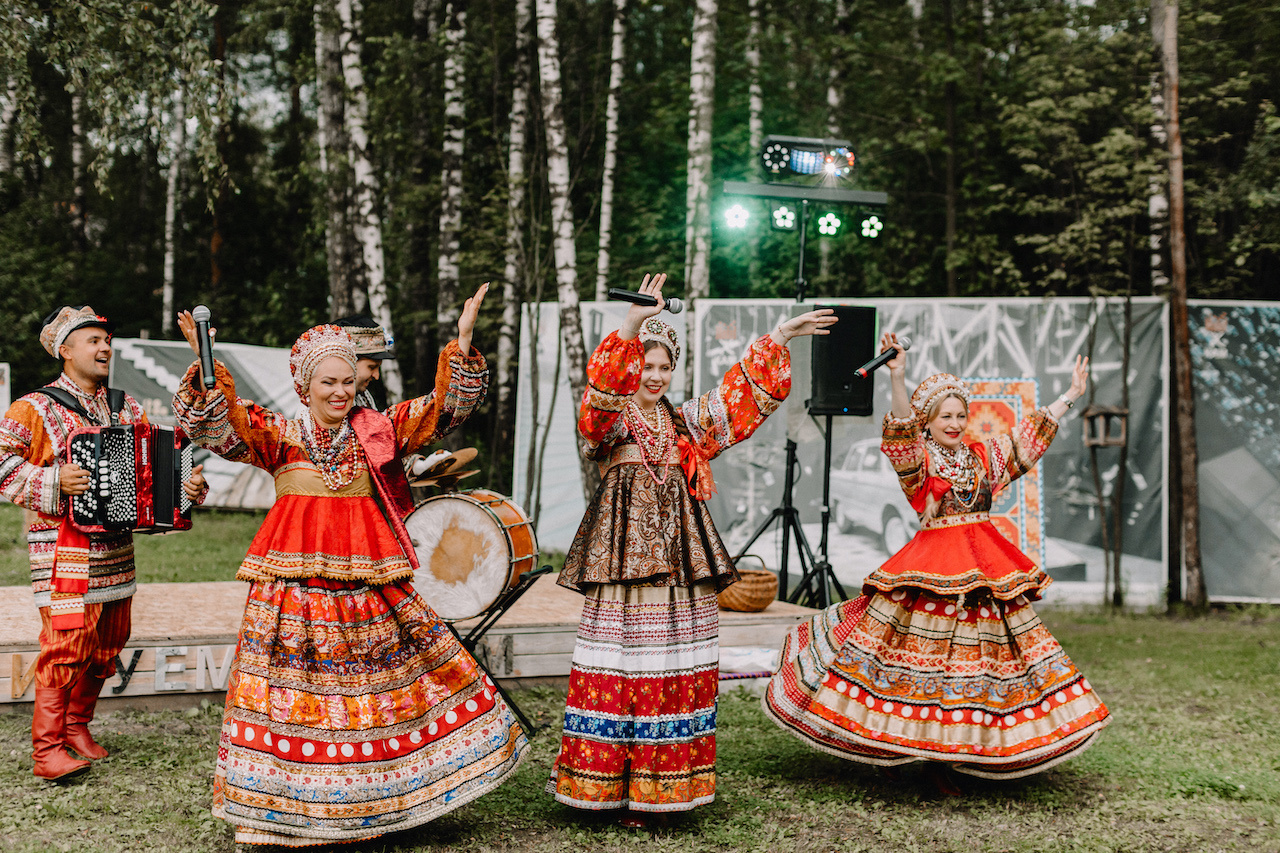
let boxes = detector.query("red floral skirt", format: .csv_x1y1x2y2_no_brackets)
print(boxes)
764,589,1110,778
214,576,528,847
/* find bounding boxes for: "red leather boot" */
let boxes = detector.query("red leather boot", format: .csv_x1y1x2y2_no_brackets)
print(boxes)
65,673,110,760
32,686,91,780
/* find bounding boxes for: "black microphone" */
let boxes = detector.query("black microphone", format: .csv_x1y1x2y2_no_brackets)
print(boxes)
192,305,216,390
607,287,685,315
855,334,912,379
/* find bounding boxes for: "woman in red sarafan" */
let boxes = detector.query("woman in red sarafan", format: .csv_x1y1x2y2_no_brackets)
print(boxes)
171,287,528,848
547,274,835,824
764,331,1110,787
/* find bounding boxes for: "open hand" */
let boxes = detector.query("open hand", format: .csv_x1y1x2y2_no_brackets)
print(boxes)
772,309,838,346
1067,354,1089,401
458,283,489,353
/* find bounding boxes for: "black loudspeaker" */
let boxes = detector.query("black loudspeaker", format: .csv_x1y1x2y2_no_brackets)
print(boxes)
809,305,877,416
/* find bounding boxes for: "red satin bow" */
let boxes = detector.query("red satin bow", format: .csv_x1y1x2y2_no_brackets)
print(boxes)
678,434,717,501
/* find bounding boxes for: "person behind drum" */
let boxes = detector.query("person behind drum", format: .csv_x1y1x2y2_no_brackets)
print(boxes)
333,314,393,410
0,306,208,781
172,283,527,848
547,273,837,826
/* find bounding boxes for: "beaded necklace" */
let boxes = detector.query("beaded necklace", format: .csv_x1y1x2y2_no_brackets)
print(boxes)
926,436,982,510
300,414,359,490
624,400,676,485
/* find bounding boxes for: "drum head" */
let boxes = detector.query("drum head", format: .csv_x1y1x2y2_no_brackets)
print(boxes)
405,496,513,621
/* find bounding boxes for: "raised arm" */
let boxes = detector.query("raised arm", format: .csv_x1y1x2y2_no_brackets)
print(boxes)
173,310,288,469
682,308,835,459
387,340,489,453
578,332,643,455
878,332,927,502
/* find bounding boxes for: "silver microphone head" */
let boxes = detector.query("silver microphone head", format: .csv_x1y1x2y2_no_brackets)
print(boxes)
665,297,685,314
898,333,912,351
192,305,212,323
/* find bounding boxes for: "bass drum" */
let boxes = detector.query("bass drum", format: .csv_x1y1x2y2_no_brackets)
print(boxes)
404,489,538,622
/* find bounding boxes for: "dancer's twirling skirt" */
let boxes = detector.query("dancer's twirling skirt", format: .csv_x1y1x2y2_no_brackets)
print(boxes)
764,588,1110,779
212,577,529,847
548,582,719,812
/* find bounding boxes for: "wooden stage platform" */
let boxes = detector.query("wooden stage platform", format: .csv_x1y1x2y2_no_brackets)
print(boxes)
0,575,816,709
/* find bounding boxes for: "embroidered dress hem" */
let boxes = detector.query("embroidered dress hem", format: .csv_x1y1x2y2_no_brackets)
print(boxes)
548,583,720,813
764,591,1109,779
212,577,528,843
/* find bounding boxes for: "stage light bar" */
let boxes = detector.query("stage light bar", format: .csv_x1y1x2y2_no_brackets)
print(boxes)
817,212,842,237
760,135,856,178
724,203,751,229
861,215,883,238
771,204,798,231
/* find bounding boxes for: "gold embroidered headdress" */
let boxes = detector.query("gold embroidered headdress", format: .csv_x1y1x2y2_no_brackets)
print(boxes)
638,317,680,365
910,373,970,420
40,306,115,358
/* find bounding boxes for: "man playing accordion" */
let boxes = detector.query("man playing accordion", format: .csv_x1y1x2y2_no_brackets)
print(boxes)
0,305,208,780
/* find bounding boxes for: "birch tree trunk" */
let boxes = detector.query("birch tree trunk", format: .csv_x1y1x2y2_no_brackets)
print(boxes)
161,90,185,338
1148,72,1170,294
683,0,717,392
438,1,467,341
1152,0,1205,609
535,0,599,502
315,0,363,316
493,0,533,490
70,93,87,257
0,76,16,175
594,0,627,300
336,0,403,399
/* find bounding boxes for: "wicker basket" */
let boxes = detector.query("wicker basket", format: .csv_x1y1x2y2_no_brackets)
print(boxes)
718,555,779,612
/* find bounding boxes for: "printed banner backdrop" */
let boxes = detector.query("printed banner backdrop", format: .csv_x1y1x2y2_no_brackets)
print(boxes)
1188,301,1280,602
0,363,9,416
516,297,1169,606
108,338,298,510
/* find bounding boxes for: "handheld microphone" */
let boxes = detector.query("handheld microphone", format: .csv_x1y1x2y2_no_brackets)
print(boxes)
607,287,684,315
192,305,216,390
854,334,911,379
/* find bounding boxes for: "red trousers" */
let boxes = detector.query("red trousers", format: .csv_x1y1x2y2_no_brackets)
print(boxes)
36,597,132,690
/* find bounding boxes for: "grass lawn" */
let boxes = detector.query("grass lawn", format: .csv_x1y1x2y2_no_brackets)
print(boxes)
0,609,1276,852
0,501,264,585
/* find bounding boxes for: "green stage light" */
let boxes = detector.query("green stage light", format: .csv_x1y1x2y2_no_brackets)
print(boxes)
861,215,883,238
724,203,750,229
771,204,797,231
817,212,842,237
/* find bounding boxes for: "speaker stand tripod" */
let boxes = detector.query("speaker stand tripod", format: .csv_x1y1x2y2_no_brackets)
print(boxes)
786,413,849,609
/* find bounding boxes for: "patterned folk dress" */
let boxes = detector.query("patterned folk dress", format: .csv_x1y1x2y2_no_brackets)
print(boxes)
173,342,529,847
548,331,791,813
764,408,1111,779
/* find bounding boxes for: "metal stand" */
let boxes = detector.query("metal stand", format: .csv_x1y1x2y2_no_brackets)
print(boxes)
448,565,554,736
732,439,819,604
787,413,849,609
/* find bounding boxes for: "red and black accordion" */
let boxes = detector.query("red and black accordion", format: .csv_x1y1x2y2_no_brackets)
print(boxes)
65,424,195,533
